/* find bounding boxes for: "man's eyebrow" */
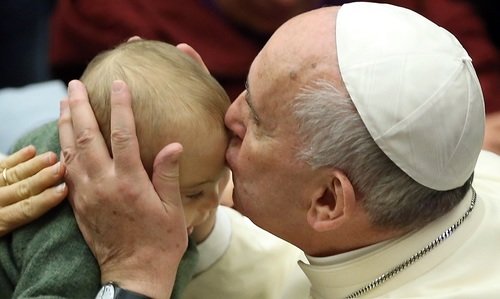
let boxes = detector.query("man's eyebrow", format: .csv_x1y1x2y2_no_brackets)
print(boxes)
245,79,261,124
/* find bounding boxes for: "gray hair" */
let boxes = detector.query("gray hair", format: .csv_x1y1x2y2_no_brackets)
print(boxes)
292,80,472,231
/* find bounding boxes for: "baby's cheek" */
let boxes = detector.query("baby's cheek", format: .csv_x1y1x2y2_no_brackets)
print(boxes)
182,205,196,227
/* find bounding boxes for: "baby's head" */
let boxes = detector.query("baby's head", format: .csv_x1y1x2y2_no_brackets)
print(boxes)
81,40,230,241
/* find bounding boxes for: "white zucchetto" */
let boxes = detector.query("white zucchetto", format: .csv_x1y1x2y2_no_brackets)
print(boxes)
336,2,485,190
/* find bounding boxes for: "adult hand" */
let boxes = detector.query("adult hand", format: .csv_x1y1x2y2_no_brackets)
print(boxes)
58,80,187,299
484,112,500,155
0,145,66,236
176,43,210,74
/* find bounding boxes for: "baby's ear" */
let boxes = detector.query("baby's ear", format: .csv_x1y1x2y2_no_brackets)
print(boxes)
307,170,355,232
176,43,210,74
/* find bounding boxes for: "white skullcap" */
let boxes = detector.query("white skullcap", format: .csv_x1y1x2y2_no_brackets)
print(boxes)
336,2,485,191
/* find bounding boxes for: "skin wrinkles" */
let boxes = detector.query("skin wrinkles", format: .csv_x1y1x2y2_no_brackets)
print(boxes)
226,39,323,248
226,7,394,255
244,80,261,125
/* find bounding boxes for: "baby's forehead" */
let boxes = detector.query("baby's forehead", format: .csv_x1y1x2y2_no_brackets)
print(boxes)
177,131,229,187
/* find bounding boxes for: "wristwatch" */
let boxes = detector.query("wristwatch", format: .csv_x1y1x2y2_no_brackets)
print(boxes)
95,282,152,299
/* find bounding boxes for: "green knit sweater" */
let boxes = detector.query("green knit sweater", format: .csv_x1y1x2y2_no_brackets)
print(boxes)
0,121,198,299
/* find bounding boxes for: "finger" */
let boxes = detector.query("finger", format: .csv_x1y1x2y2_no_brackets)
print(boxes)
128,36,142,42
109,80,144,175
152,143,184,210
0,183,67,237
0,161,64,207
58,98,76,164
2,151,58,186
0,146,42,187
66,80,110,176
0,145,37,170
176,43,210,74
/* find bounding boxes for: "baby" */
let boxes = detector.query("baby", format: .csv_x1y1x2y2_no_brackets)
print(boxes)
81,40,230,245
0,40,303,299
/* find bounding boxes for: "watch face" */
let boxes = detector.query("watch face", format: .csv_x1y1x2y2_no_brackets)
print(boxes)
96,284,115,299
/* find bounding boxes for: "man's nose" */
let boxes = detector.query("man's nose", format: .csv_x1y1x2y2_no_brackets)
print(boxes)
224,91,245,129
224,92,245,137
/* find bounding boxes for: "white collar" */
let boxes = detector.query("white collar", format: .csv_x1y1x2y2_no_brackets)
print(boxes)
306,239,391,266
298,189,481,298
194,207,232,275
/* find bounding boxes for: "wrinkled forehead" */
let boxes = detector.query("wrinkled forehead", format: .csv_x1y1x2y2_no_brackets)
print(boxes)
249,6,343,111
260,6,341,77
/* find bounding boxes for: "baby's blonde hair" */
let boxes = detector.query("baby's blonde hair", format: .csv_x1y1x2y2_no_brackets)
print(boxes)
80,40,230,174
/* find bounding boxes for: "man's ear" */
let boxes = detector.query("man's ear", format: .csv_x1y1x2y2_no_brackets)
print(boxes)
307,170,355,232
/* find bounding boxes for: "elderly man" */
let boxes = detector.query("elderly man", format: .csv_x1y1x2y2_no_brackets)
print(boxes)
59,2,500,299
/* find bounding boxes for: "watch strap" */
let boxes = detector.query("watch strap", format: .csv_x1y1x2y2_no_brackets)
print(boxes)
111,282,152,299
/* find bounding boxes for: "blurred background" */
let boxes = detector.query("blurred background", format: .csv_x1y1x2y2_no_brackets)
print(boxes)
0,0,498,152
0,0,497,103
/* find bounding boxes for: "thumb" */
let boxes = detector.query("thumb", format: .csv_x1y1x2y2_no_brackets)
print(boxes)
152,143,184,210
127,36,142,42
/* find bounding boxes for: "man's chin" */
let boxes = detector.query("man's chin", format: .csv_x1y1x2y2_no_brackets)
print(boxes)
231,193,243,212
